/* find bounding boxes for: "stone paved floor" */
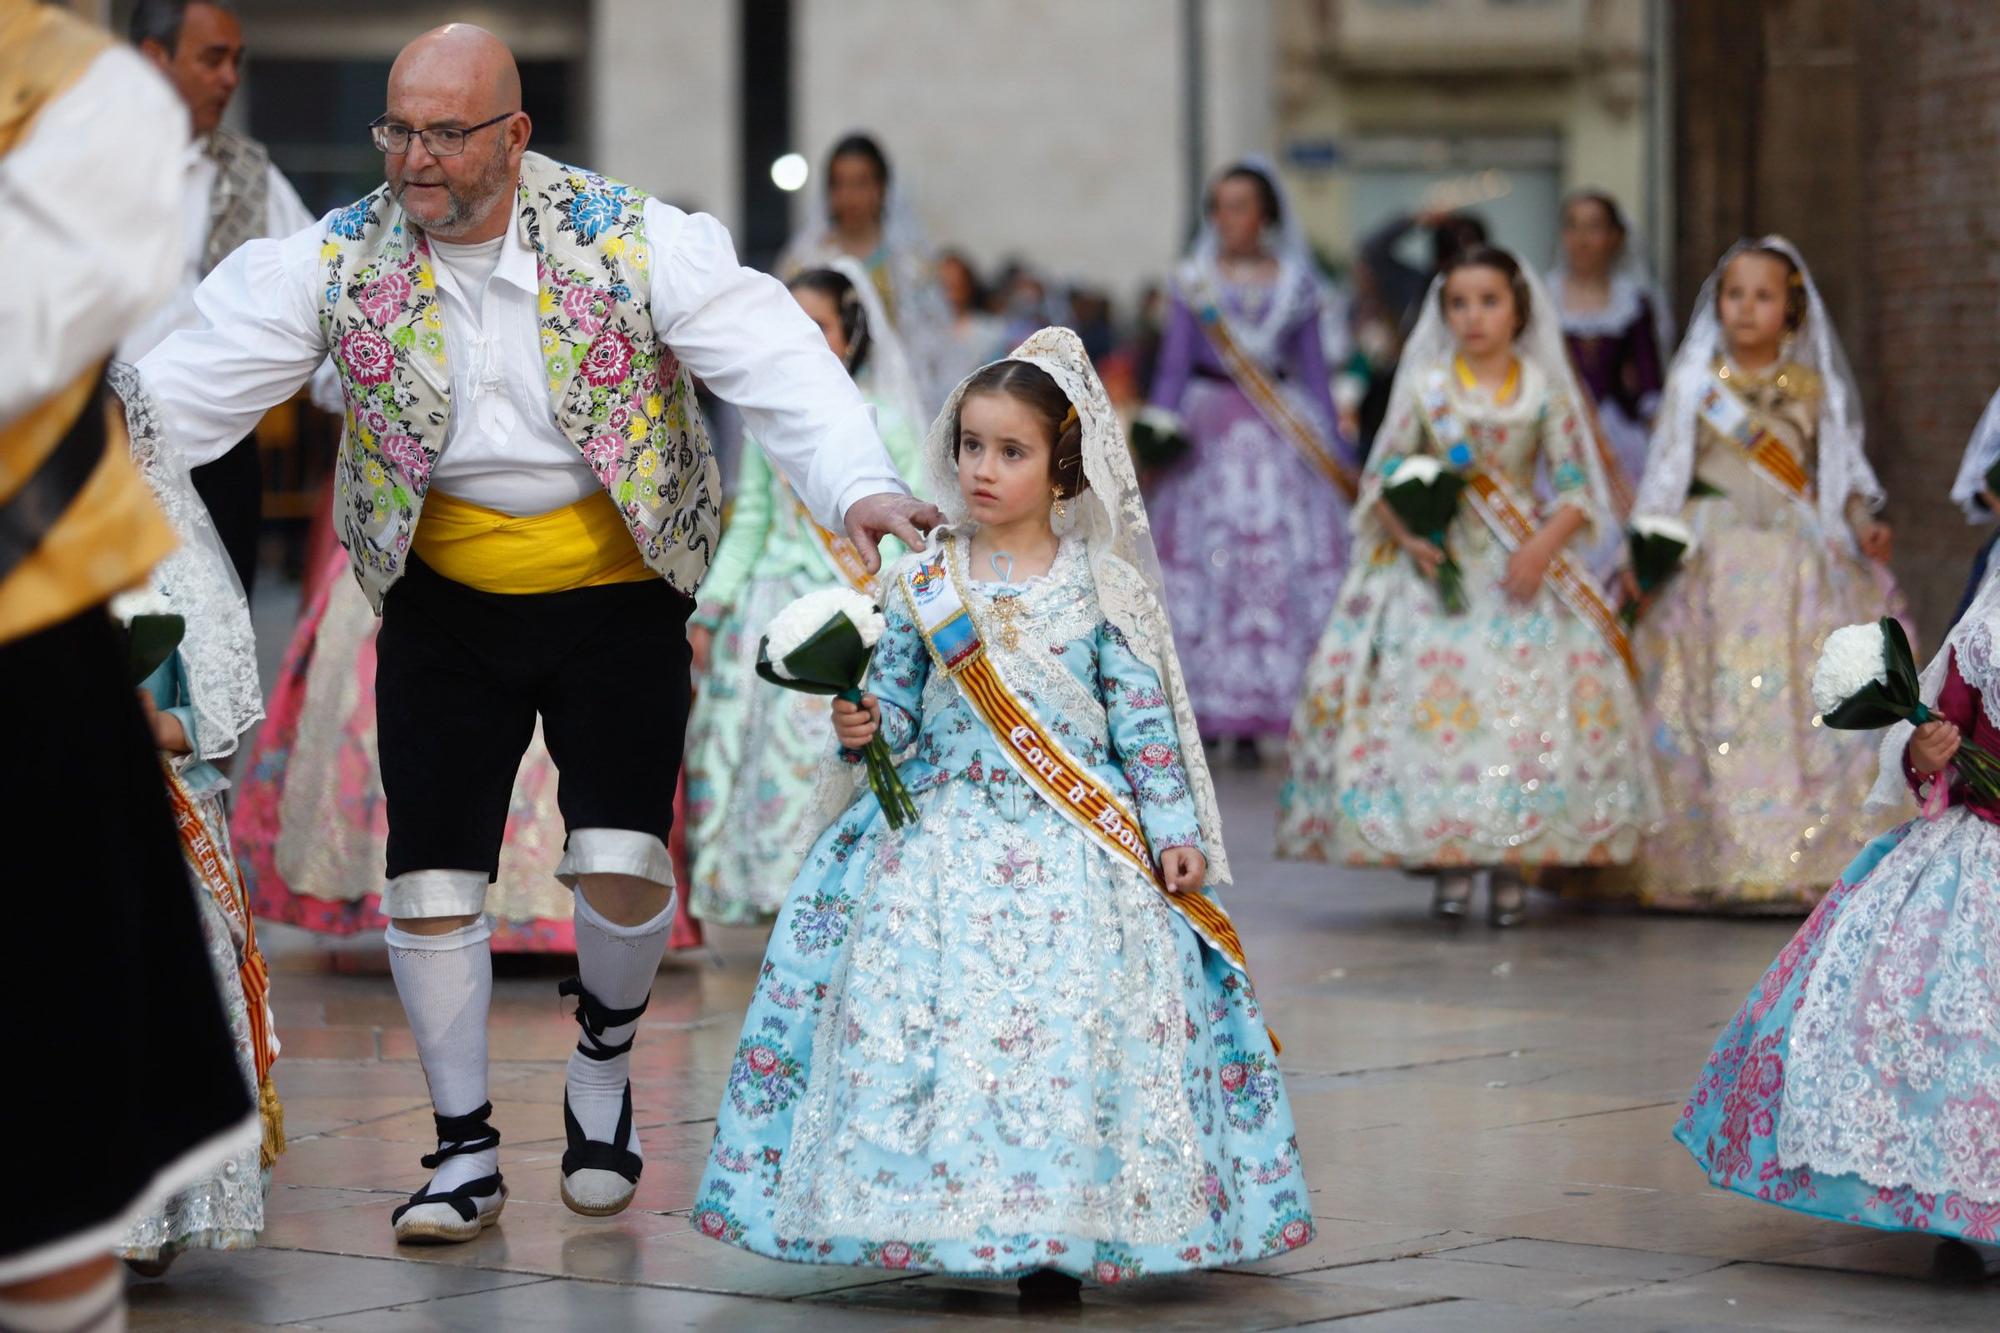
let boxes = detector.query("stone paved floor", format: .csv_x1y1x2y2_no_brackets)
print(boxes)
129,761,2000,1330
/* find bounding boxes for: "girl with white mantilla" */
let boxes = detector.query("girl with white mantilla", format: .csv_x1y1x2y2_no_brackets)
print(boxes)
1946,384,2000,631
1278,246,1659,926
1144,159,1353,760
778,132,955,409
694,329,1311,1302
1622,239,1903,913
684,259,926,924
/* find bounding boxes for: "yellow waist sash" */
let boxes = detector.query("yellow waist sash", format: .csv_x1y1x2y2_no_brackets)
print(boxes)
412,489,653,594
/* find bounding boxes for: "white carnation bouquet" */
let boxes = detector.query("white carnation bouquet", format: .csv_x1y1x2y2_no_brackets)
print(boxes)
109,586,185,688
1381,453,1468,612
1129,405,1189,470
1810,618,2000,800
758,588,918,828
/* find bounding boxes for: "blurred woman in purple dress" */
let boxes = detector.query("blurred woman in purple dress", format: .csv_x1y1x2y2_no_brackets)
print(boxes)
1144,160,1354,764
1548,190,1670,574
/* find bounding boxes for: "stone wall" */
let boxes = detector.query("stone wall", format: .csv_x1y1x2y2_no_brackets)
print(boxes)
1675,0,2000,636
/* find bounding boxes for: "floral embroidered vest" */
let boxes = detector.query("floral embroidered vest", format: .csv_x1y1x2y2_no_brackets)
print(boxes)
317,151,719,609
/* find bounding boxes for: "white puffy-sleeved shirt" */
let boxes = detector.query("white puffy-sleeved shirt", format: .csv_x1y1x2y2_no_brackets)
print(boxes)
116,138,321,364
0,46,187,425
136,192,908,525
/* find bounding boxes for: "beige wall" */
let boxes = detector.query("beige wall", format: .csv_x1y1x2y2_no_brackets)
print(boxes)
1201,0,1277,176
589,0,738,224
1272,0,1658,271
791,0,1189,303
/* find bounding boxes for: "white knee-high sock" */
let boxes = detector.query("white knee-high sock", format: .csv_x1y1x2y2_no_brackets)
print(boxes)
386,917,496,1193
566,891,672,1153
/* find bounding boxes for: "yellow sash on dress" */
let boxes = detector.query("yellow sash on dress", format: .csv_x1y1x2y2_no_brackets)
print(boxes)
788,484,877,596
411,489,654,594
163,763,285,1166
898,545,1267,992
1415,371,1637,680
1697,367,1813,499
1179,269,1358,502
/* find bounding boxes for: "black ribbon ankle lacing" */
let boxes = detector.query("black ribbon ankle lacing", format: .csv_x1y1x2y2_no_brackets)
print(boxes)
558,976,650,1183
390,1102,503,1224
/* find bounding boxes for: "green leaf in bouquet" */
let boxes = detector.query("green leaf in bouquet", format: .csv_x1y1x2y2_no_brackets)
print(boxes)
1881,615,1922,701
126,613,185,688
1820,617,1922,731
1130,416,1190,470
1625,529,1693,613
755,614,870,696
1382,471,1466,541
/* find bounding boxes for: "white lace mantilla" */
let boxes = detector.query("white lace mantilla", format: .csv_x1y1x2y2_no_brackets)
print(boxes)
1777,807,2000,1202
918,327,1233,884
109,362,263,758
1634,236,1883,557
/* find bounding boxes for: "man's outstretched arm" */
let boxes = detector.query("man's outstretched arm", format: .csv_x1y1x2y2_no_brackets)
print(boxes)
643,200,941,571
137,222,332,468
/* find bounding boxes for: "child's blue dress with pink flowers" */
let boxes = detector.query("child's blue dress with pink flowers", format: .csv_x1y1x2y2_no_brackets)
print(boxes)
694,534,1312,1282
1677,648,2000,1242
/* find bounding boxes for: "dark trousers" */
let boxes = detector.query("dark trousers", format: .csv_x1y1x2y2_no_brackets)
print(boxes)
376,558,694,881
190,435,261,600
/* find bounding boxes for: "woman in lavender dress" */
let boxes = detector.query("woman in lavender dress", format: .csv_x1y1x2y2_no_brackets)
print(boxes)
1145,161,1353,763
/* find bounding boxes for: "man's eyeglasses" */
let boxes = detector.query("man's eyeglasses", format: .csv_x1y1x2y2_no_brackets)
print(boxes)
369,111,516,158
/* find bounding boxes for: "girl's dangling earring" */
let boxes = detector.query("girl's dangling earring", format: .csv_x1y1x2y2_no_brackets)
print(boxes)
1050,484,1076,536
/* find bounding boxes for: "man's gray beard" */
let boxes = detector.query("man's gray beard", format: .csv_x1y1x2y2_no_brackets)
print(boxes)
397,150,513,238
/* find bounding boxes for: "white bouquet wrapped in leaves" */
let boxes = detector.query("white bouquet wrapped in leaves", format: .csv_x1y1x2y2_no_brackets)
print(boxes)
757,587,917,827
1809,618,2000,802
1622,514,1697,628
1381,454,1468,612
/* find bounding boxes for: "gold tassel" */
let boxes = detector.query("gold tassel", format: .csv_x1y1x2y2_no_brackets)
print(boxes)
258,1076,287,1169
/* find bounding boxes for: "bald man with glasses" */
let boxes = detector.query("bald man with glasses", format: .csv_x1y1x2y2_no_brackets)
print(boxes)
138,23,939,1244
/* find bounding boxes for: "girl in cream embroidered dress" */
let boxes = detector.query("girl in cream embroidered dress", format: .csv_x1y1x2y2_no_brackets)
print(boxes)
694,330,1310,1282
1279,252,1657,875
1626,239,1904,913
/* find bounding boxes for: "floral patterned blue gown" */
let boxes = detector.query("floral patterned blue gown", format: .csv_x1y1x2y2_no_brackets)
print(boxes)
694,534,1313,1282
1677,643,2000,1242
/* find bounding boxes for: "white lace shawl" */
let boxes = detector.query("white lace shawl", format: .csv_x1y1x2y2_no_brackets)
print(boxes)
1949,384,2000,525
1633,237,1884,555
779,155,955,410
108,362,263,760
798,328,1232,884
820,253,928,464
1547,240,1675,350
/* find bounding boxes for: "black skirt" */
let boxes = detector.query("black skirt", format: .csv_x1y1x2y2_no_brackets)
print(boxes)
0,605,252,1278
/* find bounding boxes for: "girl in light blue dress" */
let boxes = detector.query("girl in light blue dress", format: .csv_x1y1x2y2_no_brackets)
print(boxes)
693,328,1311,1301
1677,564,2000,1259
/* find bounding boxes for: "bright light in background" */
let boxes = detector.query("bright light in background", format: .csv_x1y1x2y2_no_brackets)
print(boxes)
771,153,809,193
